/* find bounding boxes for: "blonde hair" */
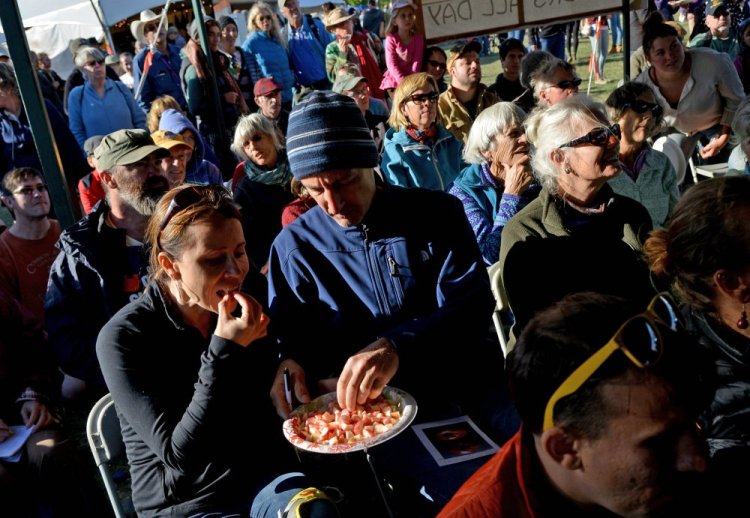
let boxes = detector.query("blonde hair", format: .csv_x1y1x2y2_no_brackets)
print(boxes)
387,72,438,131
147,95,183,133
385,5,418,36
248,2,286,49
231,113,285,161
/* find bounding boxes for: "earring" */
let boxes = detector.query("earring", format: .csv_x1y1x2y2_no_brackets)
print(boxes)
738,303,748,330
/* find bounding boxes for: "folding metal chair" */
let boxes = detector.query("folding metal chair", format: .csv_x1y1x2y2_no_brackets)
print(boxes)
86,393,129,518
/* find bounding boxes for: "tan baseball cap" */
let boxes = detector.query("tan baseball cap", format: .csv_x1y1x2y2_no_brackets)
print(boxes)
151,130,193,152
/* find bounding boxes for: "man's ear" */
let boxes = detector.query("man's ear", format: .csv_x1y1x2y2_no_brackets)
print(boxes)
0,195,14,212
540,426,582,470
157,251,180,280
99,170,117,190
714,269,750,303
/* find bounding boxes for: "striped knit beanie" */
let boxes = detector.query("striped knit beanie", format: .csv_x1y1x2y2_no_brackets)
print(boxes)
286,91,378,180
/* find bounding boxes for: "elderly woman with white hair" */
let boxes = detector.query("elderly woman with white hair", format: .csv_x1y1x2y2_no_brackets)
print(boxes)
231,113,293,273
67,46,146,149
447,102,539,266
499,95,654,344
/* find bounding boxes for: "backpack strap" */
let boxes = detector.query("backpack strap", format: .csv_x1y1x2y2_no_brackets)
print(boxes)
305,14,321,44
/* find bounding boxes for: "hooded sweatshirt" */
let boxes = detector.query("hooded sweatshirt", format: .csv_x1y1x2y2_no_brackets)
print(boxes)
158,109,223,185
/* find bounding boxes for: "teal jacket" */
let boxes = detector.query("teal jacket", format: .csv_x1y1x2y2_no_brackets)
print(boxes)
380,125,464,191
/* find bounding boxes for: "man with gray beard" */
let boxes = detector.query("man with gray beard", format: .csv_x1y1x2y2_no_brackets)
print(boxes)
45,129,170,406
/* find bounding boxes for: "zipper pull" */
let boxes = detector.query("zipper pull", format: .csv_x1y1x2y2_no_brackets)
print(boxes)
362,224,369,243
387,255,398,276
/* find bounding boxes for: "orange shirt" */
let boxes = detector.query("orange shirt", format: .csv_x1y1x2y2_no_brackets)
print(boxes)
0,220,61,322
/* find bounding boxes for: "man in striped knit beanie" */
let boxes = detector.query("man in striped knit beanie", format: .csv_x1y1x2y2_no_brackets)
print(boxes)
267,92,513,499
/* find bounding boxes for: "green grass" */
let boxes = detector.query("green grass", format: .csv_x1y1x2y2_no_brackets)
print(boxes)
478,35,626,103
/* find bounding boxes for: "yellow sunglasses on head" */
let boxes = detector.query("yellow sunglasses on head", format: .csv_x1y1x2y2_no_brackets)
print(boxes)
542,293,681,432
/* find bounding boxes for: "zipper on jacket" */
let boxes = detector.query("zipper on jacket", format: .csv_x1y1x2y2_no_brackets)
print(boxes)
387,255,398,276
362,224,390,315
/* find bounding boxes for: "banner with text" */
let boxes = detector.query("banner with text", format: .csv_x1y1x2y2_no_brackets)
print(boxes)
421,0,622,42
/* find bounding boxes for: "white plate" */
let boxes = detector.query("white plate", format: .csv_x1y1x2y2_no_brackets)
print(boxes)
282,386,418,454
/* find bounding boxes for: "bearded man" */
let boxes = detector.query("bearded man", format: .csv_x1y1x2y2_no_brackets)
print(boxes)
45,129,170,404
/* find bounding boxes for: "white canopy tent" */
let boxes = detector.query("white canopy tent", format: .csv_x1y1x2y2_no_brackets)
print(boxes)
1,0,166,78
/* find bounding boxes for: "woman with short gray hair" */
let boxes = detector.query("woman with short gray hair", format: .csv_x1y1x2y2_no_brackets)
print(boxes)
68,46,146,149
448,102,539,265
499,95,654,346
231,113,293,273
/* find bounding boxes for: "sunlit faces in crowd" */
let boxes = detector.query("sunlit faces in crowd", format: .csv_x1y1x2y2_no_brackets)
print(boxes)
344,79,371,113
110,153,170,216
242,132,278,167
255,88,282,120
540,67,580,106
3,176,51,220
450,50,481,89
301,168,377,227
168,215,250,313
425,48,447,83
645,36,685,74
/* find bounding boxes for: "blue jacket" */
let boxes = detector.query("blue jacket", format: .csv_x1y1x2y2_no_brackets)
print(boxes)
68,79,147,149
268,184,495,405
380,126,465,191
242,31,295,104
44,201,150,391
132,44,187,111
158,109,223,185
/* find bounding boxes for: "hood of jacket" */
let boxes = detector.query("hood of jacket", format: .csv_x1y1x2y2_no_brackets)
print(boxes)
158,108,206,167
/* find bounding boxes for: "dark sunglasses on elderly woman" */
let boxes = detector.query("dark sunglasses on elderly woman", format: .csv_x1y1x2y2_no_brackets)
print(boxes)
408,92,439,105
558,124,621,149
547,77,582,91
543,293,682,431
623,101,663,118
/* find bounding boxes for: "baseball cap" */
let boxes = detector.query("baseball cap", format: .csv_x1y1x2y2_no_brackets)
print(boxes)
448,40,482,68
104,54,120,66
151,130,193,151
83,135,105,157
254,77,282,97
94,129,169,172
391,0,416,12
332,72,366,93
705,0,727,16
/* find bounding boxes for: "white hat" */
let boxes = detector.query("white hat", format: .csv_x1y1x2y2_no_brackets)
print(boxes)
130,10,162,45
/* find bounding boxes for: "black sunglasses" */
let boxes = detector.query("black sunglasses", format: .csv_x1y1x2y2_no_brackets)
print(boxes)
144,24,157,33
623,100,663,118
408,91,439,105
428,60,446,69
157,185,235,247
85,58,105,67
549,77,582,90
559,124,621,149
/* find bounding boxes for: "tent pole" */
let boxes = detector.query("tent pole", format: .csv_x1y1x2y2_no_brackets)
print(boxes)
0,0,76,229
90,0,116,53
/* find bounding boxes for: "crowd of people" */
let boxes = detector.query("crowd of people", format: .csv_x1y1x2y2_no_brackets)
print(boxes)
2,0,750,516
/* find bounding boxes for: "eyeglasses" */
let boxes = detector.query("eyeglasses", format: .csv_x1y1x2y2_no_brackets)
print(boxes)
623,100,663,119
542,293,682,432
347,84,370,98
558,124,621,149
258,15,273,22
428,60,446,69
84,59,105,68
408,91,439,106
13,184,48,196
157,185,234,247
546,77,582,91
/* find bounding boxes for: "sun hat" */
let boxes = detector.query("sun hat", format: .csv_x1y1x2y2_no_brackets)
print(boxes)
324,7,356,29
131,9,162,44
285,91,378,180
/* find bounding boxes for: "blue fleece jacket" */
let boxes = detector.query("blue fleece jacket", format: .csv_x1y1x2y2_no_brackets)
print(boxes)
267,184,495,407
68,79,147,149
158,109,223,185
242,31,295,104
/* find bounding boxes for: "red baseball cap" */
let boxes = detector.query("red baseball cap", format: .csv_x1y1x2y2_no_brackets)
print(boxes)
254,77,282,97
